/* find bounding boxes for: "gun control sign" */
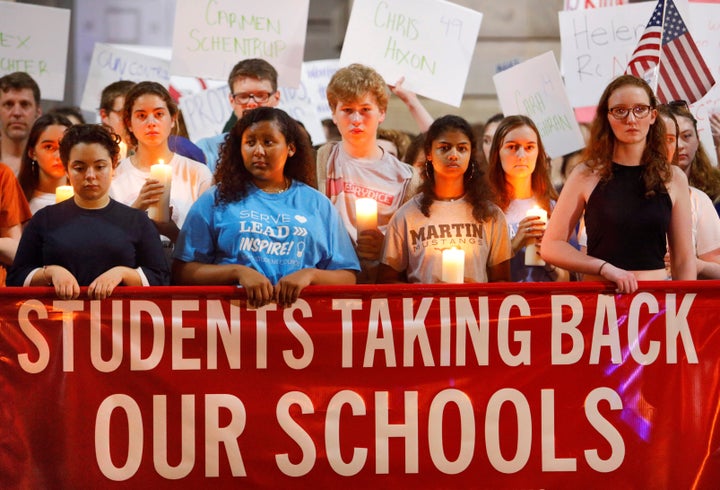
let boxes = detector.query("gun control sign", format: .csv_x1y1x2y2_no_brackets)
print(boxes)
1,282,719,488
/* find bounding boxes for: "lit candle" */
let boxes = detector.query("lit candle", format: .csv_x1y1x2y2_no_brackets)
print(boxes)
118,141,128,160
55,185,74,203
355,198,377,234
441,247,465,284
148,159,172,222
524,206,548,266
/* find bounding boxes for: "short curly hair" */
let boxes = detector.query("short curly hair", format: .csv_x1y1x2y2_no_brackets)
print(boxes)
326,64,389,112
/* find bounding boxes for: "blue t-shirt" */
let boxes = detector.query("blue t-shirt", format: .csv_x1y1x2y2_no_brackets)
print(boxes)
195,133,226,173
174,181,360,284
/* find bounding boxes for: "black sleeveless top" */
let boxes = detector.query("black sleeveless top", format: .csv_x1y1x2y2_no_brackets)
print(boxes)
585,163,671,270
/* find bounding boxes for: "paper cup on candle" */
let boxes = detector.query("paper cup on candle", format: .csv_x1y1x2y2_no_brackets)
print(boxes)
55,185,73,203
524,206,548,266
355,198,377,234
441,247,465,284
148,159,172,222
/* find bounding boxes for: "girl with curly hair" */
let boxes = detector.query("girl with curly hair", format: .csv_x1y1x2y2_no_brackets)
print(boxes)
173,107,359,307
542,75,694,293
378,115,511,283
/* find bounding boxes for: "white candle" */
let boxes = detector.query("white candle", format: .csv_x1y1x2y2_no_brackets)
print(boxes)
55,185,73,203
441,247,465,284
524,206,548,266
355,198,377,234
148,159,172,222
118,141,128,160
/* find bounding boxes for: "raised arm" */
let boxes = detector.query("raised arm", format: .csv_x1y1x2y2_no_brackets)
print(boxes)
389,77,434,133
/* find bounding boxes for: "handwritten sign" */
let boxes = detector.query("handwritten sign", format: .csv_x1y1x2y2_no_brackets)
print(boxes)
179,84,232,141
80,43,171,113
277,63,327,146
302,59,339,121
170,0,309,88
559,2,654,107
494,51,585,159
0,2,70,101
564,0,627,11
340,0,482,107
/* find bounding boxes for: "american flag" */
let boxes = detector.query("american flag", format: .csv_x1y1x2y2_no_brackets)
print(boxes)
625,0,715,104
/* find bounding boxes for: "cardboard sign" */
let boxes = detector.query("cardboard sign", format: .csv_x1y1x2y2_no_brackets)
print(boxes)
494,51,585,158
302,59,340,121
170,0,309,87
179,84,232,141
80,43,171,113
0,2,70,101
559,2,654,107
340,0,482,107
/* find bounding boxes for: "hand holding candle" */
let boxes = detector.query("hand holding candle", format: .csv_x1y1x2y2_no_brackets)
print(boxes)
355,198,377,234
148,159,172,222
55,185,73,203
524,206,548,266
441,247,465,284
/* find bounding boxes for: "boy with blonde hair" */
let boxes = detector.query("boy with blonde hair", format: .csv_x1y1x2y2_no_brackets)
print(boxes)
318,64,416,283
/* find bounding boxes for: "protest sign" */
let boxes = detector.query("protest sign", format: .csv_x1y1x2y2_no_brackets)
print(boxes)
302,59,339,121
494,51,585,158
0,2,70,101
180,84,232,141
278,65,327,146
340,0,482,107
559,2,654,107
170,0,309,87
80,43,171,113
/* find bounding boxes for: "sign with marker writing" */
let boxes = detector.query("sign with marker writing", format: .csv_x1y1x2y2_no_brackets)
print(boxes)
559,2,653,107
563,0,627,10
340,0,482,107
80,43,171,113
0,2,70,101
494,51,585,159
179,84,232,142
278,63,327,146
170,0,309,88
302,59,339,121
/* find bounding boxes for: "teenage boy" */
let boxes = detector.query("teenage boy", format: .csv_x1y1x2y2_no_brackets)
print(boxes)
318,63,417,283
195,58,281,171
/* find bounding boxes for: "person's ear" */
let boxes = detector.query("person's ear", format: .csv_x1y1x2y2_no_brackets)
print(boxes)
287,143,296,157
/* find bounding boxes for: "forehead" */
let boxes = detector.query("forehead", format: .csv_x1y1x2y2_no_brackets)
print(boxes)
131,94,168,110
38,124,68,140
0,88,36,104
675,115,695,132
502,125,537,143
69,142,111,161
232,77,274,93
337,94,380,108
434,128,470,144
243,120,284,137
608,85,650,105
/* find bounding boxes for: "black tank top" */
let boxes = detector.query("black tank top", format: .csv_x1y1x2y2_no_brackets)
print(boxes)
585,163,671,270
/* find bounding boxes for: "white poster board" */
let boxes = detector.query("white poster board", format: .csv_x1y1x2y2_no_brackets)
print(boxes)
302,59,340,121
278,63,328,146
179,84,232,142
0,2,70,101
564,0,627,10
559,2,654,107
340,0,482,107
170,0,309,88
80,43,171,112
494,52,585,159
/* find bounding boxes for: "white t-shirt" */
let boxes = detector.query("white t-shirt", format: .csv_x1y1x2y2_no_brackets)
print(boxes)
381,195,511,283
29,191,55,215
110,153,213,229
323,143,414,241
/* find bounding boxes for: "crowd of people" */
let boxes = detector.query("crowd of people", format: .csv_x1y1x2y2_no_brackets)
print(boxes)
1,56,720,303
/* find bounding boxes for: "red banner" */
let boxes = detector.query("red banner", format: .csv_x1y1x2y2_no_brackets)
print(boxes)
2,282,720,488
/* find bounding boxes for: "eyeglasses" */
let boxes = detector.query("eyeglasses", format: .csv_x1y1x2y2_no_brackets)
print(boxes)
231,91,273,105
607,105,652,120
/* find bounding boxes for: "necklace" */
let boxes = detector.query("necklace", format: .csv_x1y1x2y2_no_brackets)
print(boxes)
262,178,290,194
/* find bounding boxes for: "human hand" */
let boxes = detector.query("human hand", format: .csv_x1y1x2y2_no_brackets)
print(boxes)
46,265,81,300
237,267,274,308
275,269,315,308
356,229,384,261
88,267,125,300
132,178,165,211
154,210,179,241
512,216,545,254
388,76,416,105
599,262,638,294
710,110,720,146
